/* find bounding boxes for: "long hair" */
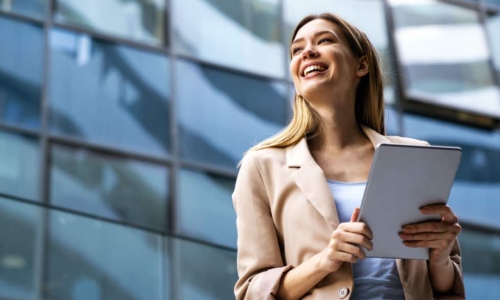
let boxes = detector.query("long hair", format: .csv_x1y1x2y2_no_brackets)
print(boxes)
248,13,385,153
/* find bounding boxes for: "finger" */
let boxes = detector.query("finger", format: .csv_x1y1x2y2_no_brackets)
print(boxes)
335,251,359,264
403,239,449,249
403,222,449,234
420,205,457,222
399,231,456,241
339,232,373,250
338,242,367,260
350,207,360,222
340,222,373,240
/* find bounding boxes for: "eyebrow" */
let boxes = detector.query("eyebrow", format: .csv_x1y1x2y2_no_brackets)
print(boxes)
291,30,339,45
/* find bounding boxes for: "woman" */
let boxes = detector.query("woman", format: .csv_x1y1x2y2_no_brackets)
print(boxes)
233,13,464,300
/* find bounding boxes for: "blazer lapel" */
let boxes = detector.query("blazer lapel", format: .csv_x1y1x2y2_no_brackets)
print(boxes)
286,125,392,231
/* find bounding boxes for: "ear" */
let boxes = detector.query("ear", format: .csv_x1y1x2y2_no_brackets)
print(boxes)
356,56,369,77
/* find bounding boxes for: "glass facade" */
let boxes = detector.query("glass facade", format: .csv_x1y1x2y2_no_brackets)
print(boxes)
0,1,499,299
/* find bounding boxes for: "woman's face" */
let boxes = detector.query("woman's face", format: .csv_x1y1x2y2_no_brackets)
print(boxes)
290,19,364,102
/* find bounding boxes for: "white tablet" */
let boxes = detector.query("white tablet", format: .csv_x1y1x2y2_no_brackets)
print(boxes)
357,143,461,260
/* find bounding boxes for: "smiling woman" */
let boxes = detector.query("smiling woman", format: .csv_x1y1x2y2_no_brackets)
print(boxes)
233,13,465,300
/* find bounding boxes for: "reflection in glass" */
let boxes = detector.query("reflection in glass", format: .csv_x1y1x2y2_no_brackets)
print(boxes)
55,0,166,46
50,144,169,231
0,197,40,300
49,29,171,158
0,0,46,19
177,169,236,248
0,131,39,201
173,0,284,77
404,113,500,228
0,17,43,129
45,210,165,300
385,105,401,136
460,228,500,299
390,0,500,117
176,59,288,168
173,238,237,300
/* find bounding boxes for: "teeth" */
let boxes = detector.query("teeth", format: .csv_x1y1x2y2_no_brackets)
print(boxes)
304,65,326,76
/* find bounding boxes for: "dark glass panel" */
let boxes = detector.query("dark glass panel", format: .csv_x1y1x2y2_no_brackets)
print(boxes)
55,0,166,46
50,144,169,231
0,197,40,299
49,29,171,158
404,113,500,228
0,17,42,129
0,0,46,19
0,130,39,201
172,238,237,300
172,0,284,77
44,210,166,300
176,59,288,168
177,169,236,248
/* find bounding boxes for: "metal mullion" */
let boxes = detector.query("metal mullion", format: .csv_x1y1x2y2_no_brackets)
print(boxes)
0,9,45,25
175,53,291,84
166,0,178,299
179,160,238,179
0,122,40,138
48,134,174,167
383,0,407,136
438,0,481,10
51,22,172,56
170,234,237,253
33,0,54,296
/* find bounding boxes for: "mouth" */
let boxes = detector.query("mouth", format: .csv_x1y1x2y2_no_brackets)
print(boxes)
301,63,329,78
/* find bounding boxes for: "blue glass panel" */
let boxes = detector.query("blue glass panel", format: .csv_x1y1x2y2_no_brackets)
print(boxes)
0,17,42,129
385,105,401,136
404,114,500,228
49,29,171,158
460,228,500,300
50,144,169,231
176,59,288,169
0,197,40,299
55,0,166,46
0,130,39,201
177,169,236,248
173,0,284,77
44,210,166,300
173,238,237,300
0,0,47,19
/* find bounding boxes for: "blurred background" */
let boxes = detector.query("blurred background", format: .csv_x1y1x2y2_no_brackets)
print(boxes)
0,0,499,299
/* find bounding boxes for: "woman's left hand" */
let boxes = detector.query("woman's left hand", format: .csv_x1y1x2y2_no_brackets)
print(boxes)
399,204,461,265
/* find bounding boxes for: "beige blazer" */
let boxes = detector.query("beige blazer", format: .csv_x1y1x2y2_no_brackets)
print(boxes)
233,125,465,300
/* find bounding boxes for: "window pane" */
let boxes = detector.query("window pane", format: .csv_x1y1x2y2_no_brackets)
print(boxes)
403,113,500,228
460,228,500,299
390,0,500,118
44,210,166,300
0,17,42,129
49,29,171,158
54,0,166,46
0,197,41,299
0,0,47,19
176,59,288,168
50,144,170,232
385,105,401,136
173,0,284,78
177,169,236,248
172,238,237,300
0,131,39,201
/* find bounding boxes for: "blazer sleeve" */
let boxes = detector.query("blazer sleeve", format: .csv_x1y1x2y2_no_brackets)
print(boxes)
433,239,466,299
233,153,293,300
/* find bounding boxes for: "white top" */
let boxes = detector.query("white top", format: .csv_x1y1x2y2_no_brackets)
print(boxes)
327,179,405,300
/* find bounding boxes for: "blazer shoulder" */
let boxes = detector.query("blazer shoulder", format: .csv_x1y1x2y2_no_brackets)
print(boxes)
240,147,287,169
386,135,430,146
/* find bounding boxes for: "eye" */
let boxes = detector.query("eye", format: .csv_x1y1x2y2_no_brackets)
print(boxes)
318,38,333,44
292,47,303,55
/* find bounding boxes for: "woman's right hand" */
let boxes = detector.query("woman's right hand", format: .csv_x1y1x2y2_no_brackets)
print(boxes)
319,208,374,273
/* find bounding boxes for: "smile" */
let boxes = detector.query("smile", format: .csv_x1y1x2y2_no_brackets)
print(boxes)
301,64,328,78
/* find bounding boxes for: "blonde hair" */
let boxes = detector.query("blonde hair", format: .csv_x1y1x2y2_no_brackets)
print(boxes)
248,13,385,153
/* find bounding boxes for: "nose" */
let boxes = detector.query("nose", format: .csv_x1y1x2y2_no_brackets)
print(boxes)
302,45,319,59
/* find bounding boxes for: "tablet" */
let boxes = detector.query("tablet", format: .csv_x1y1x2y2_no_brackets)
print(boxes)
357,143,461,260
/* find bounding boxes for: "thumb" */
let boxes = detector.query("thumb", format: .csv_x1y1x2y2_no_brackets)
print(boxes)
350,207,360,222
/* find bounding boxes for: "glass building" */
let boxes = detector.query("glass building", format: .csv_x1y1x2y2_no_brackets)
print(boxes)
0,0,498,299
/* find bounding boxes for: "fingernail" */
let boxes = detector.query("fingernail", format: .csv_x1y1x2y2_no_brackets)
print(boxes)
403,226,411,232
